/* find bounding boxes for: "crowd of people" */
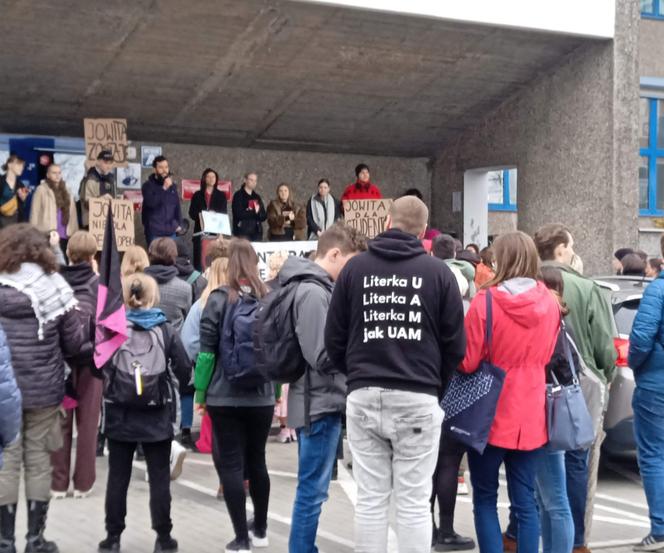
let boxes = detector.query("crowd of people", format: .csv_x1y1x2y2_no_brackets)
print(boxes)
0,150,663,553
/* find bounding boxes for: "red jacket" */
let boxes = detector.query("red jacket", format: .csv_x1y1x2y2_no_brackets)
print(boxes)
460,281,560,450
340,181,382,201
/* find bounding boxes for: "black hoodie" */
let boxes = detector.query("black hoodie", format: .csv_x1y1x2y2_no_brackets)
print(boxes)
325,229,466,396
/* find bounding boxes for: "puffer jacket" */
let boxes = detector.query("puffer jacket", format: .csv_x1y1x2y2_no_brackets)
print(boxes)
0,325,21,468
0,286,83,409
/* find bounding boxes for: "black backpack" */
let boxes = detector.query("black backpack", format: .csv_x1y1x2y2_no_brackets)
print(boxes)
253,275,328,384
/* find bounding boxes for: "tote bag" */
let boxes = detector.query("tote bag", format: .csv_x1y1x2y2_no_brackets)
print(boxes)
441,290,506,454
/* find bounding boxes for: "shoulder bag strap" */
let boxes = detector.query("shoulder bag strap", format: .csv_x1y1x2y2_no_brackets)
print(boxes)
559,319,579,384
485,289,493,362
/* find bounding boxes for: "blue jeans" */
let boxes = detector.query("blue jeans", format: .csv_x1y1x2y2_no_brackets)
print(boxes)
289,413,342,553
468,445,541,553
634,386,664,537
180,394,193,430
565,447,589,547
536,449,574,553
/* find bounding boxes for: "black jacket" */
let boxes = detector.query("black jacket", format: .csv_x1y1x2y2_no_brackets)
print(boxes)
0,286,83,409
231,187,266,241
102,321,191,443
325,229,466,397
546,321,580,386
175,257,207,303
189,188,228,234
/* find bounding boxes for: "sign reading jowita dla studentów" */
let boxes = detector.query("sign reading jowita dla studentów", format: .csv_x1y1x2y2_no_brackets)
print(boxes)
343,199,393,239
89,198,135,252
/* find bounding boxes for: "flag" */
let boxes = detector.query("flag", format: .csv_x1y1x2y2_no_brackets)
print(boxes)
94,202,127,368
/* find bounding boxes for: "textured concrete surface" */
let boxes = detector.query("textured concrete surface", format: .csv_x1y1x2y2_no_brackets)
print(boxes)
431,1,640,275
639,18,664,77
0,0,594,157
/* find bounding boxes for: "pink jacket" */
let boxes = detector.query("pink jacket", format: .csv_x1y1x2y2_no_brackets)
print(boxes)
460,281,560,450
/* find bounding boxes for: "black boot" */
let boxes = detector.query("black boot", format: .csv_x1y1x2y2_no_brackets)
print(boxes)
179,429,197,452
98,535,121,552
96,432,106,458
0,504,16,553
154,534,178,553
25,501,58,553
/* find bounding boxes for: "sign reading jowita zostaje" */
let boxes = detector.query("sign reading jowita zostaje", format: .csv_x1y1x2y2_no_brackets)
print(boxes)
89,198,135,252
83,118,128,168
343,199,393,239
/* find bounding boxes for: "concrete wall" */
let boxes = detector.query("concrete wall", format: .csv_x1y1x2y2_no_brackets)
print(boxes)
430,0,640,275
488,212,518,237
639,18,664,77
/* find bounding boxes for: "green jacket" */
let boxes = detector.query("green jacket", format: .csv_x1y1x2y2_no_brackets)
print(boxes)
543,261,617,384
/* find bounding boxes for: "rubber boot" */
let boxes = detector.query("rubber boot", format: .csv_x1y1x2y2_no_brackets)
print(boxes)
25,501,58,553
0,504,16,553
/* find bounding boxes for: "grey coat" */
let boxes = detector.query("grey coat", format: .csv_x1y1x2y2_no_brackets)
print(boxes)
279,257,346,430
144,265,192,332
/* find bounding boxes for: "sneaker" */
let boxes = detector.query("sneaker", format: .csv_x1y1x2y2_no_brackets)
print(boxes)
457,476,469,496
170,440,187,481
277,427,291,444
50,490,67,500
290,428,297,442
154,535,178,553
435,532,476,551
225,537,251,553
502,533,517,552
248,519,268,548
98,535,121,552
73,488,92,499
179,429,198,452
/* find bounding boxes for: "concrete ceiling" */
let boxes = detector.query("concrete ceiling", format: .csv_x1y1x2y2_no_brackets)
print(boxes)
0,0,596,157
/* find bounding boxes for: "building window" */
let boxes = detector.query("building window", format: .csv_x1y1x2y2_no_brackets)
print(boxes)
641,0,664,18
639,98,664,215
488,169,517,212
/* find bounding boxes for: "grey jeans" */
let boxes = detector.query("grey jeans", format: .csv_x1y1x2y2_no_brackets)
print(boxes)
0,406,63,505
347,387,443,553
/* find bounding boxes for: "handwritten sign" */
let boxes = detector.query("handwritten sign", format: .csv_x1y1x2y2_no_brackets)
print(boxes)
89,198,135,251
181,179,233,201
83,118,128,168
251,240,318,281
343,199,393,239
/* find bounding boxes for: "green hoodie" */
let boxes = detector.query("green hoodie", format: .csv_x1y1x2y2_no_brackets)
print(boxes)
542,261,617,384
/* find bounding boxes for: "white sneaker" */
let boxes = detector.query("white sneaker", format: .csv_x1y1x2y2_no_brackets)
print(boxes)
50,490,67,500
170,440,187,481
290,428,298,442
248,519,269,548
73,488,92,499
277,428,291,444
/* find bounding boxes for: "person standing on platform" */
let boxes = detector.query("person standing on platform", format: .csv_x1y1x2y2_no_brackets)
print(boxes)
231,173,266,242
306,179,341,239
79,150,116,229
340,164,382,202
141,156,182,246
0,154,28,228
267,183,306,242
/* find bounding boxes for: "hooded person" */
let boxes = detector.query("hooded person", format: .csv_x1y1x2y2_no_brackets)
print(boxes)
432,234,475,299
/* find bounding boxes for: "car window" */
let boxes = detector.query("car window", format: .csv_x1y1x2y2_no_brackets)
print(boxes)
613,299,641,336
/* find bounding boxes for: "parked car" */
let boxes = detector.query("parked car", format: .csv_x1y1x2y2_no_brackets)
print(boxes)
593,275,651,456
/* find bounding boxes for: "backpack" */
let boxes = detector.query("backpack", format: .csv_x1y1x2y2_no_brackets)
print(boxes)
104,324,170,408
220,291,265,388
253,275,328,384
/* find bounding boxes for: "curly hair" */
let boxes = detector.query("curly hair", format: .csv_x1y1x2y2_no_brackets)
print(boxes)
0,223,58,274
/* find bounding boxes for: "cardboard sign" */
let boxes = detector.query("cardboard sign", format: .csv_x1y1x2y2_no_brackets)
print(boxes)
343,199,393,239
181,179,233,201
199,211,231,236
251,240,318,281
89,198,135,251
83,118,128,168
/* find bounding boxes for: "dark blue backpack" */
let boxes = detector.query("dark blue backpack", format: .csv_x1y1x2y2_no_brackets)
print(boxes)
220,292,266,388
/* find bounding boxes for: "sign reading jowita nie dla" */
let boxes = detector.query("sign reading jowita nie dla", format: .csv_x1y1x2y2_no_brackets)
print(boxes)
83,118,129,168
343,199,393,239
89,198,135,252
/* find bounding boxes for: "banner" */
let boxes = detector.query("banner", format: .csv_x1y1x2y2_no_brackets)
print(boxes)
251,240,318,280
343,199,393,239
181,179,233,201
83,118,128,168
89,198,135,251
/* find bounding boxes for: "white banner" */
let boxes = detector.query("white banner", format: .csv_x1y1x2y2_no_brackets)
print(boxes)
251,240,318,281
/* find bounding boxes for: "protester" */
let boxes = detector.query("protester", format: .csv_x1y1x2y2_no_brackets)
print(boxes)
203,236,230,277
120,245,150,278
340,164,382,201
175,238,207,303
432,234,474,298
145,238,193,331
325,196,466,552
306,179,342,239
188,168,228,271
646,258,663,279
0,224,83,553
50,231,100,500
280,223,367,553
0,325,20,471
78,150,116,229
465,243,480,255
30,164,79,254
98,273,190,553
627,234,664,551
266,184,306,241
0,154,28,228
534,223,617,552
613,247,634,275
231,173,266,242
461,231,559,553
141,156,182,245
475,247,495,288
194,239,274,553
621,253,647,277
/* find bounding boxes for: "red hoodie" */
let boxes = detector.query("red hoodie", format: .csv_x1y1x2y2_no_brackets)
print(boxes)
340,181,382,201
460,281,560,450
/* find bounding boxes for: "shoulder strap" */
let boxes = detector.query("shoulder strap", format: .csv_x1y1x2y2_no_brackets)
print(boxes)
485,289,493,361
559,319,579,384
186,270,201,285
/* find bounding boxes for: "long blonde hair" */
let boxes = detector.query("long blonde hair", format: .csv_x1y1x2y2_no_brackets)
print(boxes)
200,257,229,307
121,245,149,278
